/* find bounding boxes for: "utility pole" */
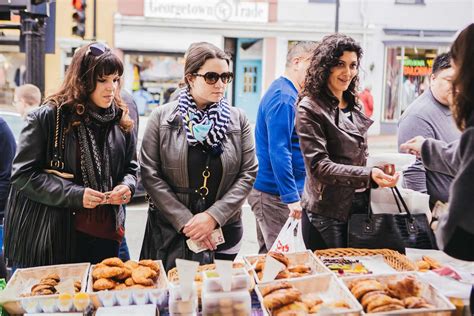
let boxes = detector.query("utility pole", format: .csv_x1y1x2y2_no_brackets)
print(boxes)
21,11,46,94
335,0,340,33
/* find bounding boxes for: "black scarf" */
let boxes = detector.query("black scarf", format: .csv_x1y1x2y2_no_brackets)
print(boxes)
76,103,124,230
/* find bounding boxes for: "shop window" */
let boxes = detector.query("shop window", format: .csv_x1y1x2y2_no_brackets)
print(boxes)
243,66,258,94
382,46,445,122
0,53,26,106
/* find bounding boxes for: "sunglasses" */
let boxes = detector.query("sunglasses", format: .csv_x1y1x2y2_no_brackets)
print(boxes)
193,72,234,84
86,43,108,57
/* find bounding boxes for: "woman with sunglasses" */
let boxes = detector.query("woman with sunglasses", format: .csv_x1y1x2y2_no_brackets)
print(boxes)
140,42,257,271
4,42,138,267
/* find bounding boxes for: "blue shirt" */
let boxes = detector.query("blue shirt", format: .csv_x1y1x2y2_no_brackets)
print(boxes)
0,118,16,219
254,76,305,203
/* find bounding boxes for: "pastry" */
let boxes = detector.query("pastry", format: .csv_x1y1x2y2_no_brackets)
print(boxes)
92,266,124,279
422,256,442,269
416,260,430,271
387,276,422,299
115,267,132,280
351,280,385,300
34,289,55,296
31,284,54,293
260,281,293,296
114,283,127,290
124,260,139,270
275,269,291,279
43,273,60,282
328,301,350,309
403,296,435,309
288,265,311,274
131,266,154,286
273,302,308,315
268,251,290,267
124,277,135,286
366,295,404,313
263,288,302,310
370,303,405,312
361,290,386,309
322,257,371,275
93,278,116,291
255,259,265,272
101,257,125,267
301,293,323,309
39,278,59,286
138,259,160,272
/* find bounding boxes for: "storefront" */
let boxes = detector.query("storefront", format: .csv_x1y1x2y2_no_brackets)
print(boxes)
0,48,25,106
380,42,450,133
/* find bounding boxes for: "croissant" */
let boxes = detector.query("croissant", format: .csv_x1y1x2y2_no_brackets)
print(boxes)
263,288,302,310
301,293,323,309
260,282,293,297
268,251,290,267
370,303,406,313
273,302,308,315
367,295,404,313
288,265,311,273
403,296,435,309
351,280,385,300
361,291,386,309
387,276,422,299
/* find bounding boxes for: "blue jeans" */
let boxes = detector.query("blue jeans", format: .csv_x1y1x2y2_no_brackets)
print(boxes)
118,236,130,261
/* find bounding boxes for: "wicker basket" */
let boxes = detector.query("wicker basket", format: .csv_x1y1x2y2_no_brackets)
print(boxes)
315,248,416,272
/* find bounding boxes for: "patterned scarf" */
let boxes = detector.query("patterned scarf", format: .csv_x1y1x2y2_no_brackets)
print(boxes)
177,88,231,155
76,103,124,230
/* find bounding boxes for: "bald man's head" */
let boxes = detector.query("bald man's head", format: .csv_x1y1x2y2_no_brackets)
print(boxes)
14,84,41,118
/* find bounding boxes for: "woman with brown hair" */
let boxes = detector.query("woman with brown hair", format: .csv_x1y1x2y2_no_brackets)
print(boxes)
295,34,399,250
4,42,138,266
140,42,257,271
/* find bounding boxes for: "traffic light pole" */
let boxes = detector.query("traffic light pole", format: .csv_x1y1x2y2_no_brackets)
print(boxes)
21,11,46,94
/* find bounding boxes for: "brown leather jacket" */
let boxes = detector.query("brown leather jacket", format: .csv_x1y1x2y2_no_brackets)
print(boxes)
295,96,373,221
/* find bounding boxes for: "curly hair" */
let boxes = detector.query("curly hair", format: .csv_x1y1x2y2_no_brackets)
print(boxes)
450,23,474,131
299,33,363,110
45,42,133,132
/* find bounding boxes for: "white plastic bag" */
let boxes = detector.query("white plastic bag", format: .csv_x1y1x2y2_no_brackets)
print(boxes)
270,217,306,253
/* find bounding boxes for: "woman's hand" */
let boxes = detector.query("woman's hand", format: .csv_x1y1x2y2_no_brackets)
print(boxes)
400,136,426,158
183,212,217,243
83,188,106,209
371,168,400,188
107,184,132,205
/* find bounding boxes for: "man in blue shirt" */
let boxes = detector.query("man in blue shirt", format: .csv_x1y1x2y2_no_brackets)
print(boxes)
248,41,317,253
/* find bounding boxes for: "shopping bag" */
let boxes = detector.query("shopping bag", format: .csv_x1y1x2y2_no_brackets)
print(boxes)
270,217,306,253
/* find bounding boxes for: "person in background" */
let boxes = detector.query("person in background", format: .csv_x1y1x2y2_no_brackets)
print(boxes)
248,41,317,254
295,34,399,250
358,85,373,117
402,24,474,262
4,42,138,267
0,118,16,277
140,42,257,270
398,53,460,209
13,84,41,119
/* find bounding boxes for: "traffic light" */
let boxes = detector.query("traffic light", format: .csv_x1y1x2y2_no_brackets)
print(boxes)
72,0,86,38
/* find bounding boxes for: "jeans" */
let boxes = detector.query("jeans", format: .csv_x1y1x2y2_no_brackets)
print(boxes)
118,236,131,261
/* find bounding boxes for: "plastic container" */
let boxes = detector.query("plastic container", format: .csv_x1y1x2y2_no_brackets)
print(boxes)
202,268,251,293
168,282,198,316
97,290,116,307
201,290,251,316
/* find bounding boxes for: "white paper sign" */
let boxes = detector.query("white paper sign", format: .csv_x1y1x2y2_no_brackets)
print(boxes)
176,259,199,301
261,255,286,283
215,260,233,292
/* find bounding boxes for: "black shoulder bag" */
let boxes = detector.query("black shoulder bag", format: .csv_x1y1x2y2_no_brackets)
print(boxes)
4,106,76,268
347,187,437,253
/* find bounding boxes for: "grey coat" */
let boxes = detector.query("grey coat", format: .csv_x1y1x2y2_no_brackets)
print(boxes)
427,115,474,261
139,101,257,270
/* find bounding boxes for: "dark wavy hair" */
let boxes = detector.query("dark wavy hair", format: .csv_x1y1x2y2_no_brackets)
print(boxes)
450,23,474,131
45,42,133,132
299,33,363,110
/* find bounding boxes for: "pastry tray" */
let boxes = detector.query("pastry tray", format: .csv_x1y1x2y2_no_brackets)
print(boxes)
341,272,456,315
1,262,90,315
255,273,363,315
86,260,168,309
244,250,331,284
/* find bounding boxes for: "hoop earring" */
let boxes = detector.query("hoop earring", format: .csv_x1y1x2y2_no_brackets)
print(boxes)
76,104,85,115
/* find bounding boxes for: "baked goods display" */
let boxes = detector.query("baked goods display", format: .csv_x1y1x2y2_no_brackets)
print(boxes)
260,281,350,315
91,257,159,291
321,257,371,275
249,252,312,281
348,275,435,313
416,255,442,272
20,273,81,297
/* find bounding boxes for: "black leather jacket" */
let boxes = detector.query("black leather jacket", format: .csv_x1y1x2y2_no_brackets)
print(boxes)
295,96,373,221
11,104,138,212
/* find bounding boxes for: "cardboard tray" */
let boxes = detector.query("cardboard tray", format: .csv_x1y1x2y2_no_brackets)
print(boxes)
86,260,168,309
2,262,90,315
244,250,331,284
255,273,363,315
341,273,456,315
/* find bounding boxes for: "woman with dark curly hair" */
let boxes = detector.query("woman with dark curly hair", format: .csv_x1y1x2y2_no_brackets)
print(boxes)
295,34,399,250
4,42,138,266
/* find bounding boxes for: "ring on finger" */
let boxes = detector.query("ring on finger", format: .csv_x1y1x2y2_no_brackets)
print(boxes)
122,194,127,201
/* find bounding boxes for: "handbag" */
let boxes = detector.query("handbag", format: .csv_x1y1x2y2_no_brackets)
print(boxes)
347,186,437,253
4,105,76,268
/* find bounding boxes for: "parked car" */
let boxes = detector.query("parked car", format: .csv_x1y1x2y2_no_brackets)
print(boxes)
0,110,23,142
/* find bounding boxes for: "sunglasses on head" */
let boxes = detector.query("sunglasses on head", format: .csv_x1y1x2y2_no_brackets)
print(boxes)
86,43,108,57
193,72,234,85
